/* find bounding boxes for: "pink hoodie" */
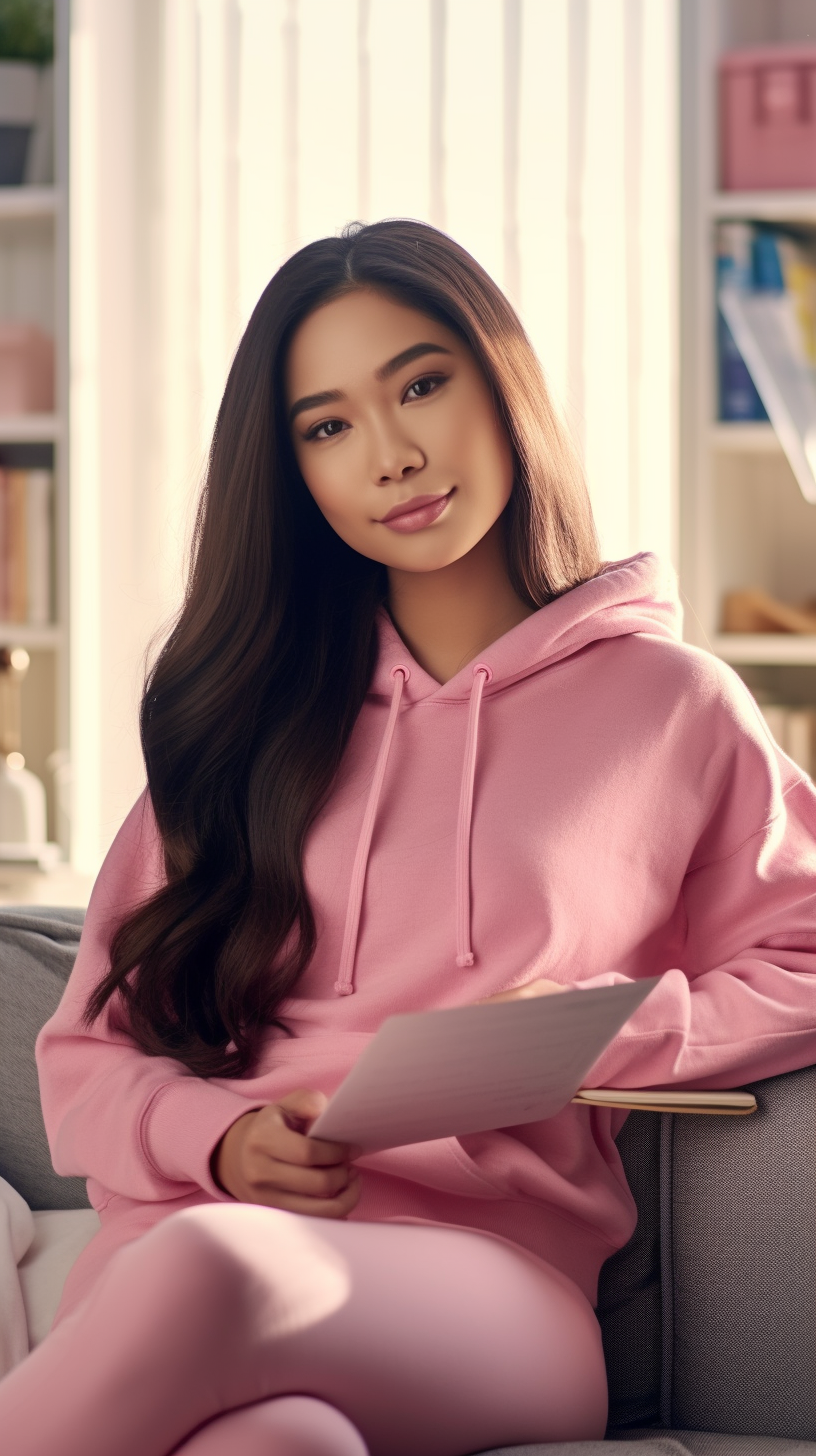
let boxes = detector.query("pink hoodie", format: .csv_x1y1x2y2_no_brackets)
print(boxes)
37,553,816,1319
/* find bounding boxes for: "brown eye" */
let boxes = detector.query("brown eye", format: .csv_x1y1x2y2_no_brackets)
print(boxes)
405,374,445,402
307,418,346,441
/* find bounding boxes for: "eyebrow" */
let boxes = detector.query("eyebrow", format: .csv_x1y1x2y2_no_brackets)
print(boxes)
288,342,453,424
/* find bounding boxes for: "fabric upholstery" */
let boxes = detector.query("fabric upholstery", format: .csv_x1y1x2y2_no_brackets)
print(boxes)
0,908,89,1209
660,1071,816,1440
483,1435,816,1454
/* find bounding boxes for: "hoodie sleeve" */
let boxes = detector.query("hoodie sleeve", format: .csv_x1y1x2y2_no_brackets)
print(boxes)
583,687,816,1093
35,793,265,1204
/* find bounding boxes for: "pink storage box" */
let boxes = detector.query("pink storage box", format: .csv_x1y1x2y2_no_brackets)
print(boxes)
0,323,54,415
720,45,816,191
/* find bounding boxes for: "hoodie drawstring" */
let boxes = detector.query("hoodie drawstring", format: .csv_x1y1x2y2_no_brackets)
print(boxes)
335,660,491,995
455,663,492,967
335,665,410,995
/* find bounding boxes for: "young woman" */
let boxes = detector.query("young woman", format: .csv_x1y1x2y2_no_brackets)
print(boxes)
4,219,816,1456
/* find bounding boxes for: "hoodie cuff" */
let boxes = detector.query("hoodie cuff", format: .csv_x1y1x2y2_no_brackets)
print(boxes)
141,1078,267,1201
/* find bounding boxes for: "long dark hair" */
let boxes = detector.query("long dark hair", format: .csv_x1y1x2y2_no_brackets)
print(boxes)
84,219,601,1076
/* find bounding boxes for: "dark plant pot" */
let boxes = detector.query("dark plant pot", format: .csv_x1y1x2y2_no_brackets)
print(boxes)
0,62,38,187
0,125,32,185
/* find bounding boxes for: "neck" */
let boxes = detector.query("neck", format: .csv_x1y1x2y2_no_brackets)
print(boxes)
386,520,536,685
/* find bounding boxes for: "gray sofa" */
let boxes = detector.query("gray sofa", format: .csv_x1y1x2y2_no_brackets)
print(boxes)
1,906,814,1456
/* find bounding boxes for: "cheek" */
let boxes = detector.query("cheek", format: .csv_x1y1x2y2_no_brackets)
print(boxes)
298,452,351,519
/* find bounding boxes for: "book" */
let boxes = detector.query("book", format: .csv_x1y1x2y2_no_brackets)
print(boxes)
0,468,53,625
716,223,767,422
718,230,816,503
26,470,51,625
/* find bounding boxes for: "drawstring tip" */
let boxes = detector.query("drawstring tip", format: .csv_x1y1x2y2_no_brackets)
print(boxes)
456,952,475,968
334,981,354,996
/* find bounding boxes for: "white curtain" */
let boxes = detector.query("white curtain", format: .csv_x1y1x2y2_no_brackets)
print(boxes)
69,0,679,870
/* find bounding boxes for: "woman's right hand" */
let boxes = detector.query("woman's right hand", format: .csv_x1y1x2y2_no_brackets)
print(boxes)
211,1088,362,1217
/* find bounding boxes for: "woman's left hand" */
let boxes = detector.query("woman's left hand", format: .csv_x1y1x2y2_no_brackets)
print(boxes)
476,977,568,1005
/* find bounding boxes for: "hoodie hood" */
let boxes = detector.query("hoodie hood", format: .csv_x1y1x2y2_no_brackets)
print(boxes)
335,553,683,995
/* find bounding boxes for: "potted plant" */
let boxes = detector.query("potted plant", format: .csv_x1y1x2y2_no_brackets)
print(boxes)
0,1,53,186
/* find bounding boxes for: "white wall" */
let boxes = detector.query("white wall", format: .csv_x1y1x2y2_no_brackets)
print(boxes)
69,0,679,870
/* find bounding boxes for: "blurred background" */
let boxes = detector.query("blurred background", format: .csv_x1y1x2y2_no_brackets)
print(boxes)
0,0,814,900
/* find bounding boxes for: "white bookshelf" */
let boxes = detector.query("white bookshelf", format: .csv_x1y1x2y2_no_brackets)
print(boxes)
0,0,69,851
0,186,60,221
709,422,780,454
711,191,816,224
681,1,816,701
0,414,62,443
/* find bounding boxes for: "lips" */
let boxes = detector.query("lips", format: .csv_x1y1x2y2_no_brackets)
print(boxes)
379,492,452,523
378,491,454,534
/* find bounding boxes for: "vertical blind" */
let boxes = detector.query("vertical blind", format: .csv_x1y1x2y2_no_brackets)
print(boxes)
70,0,678,868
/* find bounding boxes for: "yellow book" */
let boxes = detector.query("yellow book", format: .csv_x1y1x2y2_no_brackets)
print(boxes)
572,1088,757,1115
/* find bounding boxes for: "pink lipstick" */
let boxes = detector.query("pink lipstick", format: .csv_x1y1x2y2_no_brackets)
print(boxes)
378,490,453,533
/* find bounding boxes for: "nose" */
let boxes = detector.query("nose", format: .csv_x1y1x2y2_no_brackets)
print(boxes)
369,418,425,486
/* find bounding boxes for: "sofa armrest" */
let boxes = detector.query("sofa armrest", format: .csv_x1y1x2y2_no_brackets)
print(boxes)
660,1065,816,1441
0,908,90,1210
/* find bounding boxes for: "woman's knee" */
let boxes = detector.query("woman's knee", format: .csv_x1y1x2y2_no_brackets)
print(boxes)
110,1205,351,1346
99,1205,261,1340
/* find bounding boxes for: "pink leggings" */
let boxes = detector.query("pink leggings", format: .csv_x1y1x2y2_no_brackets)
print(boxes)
1,1204,607,1456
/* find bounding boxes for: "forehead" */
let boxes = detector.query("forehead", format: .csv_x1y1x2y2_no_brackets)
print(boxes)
284,289,460,396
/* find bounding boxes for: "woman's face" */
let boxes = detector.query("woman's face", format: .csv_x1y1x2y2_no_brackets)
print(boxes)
285,288,515,573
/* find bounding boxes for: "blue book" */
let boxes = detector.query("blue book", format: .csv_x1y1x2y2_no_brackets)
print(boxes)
717,254,768,422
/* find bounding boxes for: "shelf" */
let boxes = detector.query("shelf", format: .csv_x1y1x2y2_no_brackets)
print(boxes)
0,187,60,221
0,624,63,650
710,423,780,454
712,191,816,224
0,415,62,443
713,634,816,666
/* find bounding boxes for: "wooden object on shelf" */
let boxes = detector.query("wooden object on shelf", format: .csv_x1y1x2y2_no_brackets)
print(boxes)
721,588,816,635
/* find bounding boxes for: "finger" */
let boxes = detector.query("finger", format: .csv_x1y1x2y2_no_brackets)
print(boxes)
251,1157,355,1199
262,1108,356,1168
242,1173,362,1219
478,978,567,1005
277,1088,329,1128
521,979,568,997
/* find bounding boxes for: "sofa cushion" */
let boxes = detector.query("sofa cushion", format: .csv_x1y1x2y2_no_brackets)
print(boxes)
660,1070,816,1441
481,1433,816,1454
18,1207,100,1345
0,907,89,1210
